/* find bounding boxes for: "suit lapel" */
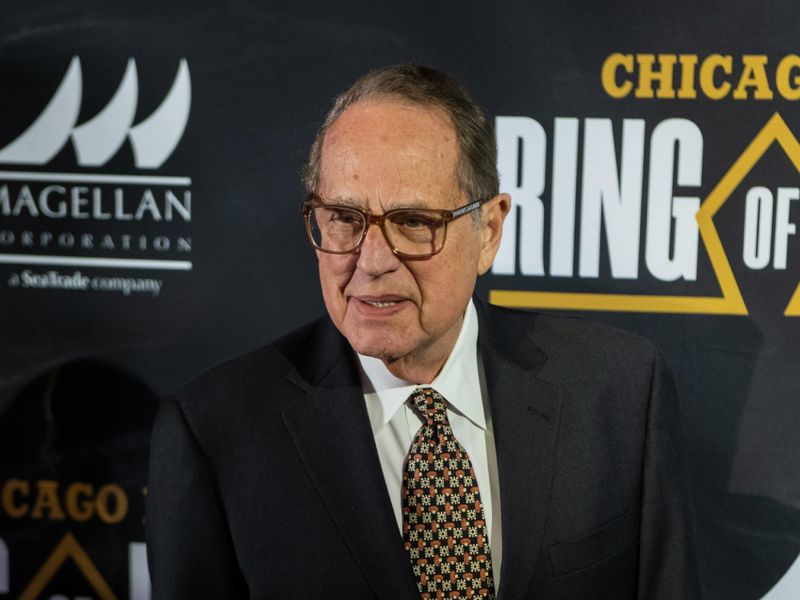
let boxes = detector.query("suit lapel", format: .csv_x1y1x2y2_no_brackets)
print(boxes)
476,301,563,599
281,321,419,600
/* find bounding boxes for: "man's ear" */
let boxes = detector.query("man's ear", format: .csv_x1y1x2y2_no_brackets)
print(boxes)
477,193,511,275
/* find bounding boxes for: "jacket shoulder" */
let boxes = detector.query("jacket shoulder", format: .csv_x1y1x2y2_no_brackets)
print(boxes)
484,303,656,354
480,303,660,384
535,311,655,357
170,317,331,421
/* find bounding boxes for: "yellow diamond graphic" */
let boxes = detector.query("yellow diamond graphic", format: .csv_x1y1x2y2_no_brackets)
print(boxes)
491,112,800,316
18,532,118,600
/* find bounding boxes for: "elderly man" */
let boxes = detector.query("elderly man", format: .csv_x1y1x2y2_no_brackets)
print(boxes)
147,65,700,599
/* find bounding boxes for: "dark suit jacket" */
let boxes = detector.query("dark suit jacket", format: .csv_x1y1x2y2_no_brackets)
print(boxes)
146,301,701,599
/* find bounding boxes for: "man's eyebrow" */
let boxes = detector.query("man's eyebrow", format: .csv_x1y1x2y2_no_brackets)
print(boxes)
384,199,430,211
326,196,365,209
325,197,434,211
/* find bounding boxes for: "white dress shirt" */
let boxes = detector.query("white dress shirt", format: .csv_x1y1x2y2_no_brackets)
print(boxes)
357,300,503,586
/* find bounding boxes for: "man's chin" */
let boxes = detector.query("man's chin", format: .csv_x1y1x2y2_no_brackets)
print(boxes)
346,335,410,363
352,345,401,363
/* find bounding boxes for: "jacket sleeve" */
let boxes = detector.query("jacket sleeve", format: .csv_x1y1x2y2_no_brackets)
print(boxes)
637,350,703,599
146,395,248,599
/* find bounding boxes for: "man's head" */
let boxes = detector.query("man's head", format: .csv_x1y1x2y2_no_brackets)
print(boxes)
304,64,500,210
305,65,510,383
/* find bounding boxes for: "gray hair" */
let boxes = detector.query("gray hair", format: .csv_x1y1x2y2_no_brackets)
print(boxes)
303,64,499,213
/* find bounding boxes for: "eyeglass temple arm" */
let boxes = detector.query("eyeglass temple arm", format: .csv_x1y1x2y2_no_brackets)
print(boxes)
448,199,484,220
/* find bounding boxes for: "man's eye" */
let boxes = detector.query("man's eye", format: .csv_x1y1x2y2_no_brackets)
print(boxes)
396,213,438,228
329,210,361,225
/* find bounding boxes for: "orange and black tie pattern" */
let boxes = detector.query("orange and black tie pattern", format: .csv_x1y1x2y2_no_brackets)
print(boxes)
402,387,495,599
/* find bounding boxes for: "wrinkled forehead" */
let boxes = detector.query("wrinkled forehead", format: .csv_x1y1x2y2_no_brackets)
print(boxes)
318,99,461,207
322,98,457,158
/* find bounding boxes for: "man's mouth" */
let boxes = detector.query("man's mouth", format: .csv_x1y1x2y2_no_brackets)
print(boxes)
353,296,407,311
364,300,398,308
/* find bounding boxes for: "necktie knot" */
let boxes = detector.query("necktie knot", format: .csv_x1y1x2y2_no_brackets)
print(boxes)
408,387,448,425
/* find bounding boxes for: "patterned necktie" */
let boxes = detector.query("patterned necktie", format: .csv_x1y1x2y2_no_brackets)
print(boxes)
401,387,495,599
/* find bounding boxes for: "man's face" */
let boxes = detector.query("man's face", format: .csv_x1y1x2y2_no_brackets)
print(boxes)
315,98,507,382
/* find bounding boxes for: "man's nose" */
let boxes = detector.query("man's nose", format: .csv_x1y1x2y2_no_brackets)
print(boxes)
356,222,401,276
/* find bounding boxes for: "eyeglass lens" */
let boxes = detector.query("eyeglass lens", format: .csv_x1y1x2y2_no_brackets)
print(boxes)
308,206,445,256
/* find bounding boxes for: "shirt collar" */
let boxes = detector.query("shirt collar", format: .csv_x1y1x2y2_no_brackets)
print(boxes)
358,300,485,433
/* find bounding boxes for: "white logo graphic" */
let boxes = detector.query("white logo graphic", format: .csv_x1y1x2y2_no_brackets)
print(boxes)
762,554,800,600
0,57,191,169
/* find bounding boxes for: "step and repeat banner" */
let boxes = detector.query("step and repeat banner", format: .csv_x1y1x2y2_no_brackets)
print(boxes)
0,1,798,598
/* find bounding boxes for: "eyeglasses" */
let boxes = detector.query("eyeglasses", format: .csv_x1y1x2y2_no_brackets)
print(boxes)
302,193,484,258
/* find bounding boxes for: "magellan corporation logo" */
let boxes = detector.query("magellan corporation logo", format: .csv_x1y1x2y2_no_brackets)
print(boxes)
0,57,192,297
490,52,800,317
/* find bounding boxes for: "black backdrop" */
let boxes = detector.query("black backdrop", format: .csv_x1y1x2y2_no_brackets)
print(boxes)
0,1,798,598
